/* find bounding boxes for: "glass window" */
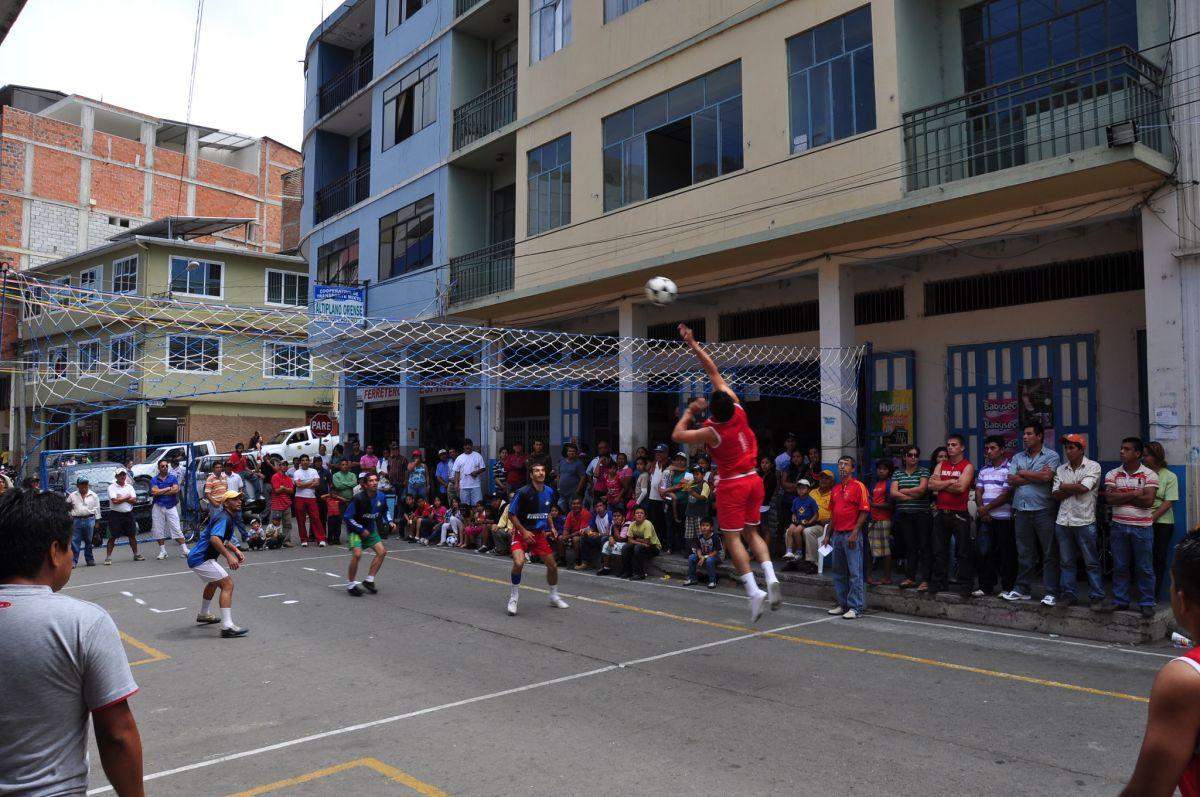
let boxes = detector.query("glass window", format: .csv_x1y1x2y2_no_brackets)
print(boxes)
168,335,221,373
49,346,68,381
266,270,310,307
265,343,312,379
382,57,438,150
79,266,102,300
531,0,571,64
110,335,135,373
112,255,138,294
169,256,222,297
378,195,435,279
78,341,100,374
605,0,648,23
601,62,742,211
527,134,571,236
386,0,431,33
317,231,360,285
786,7,875,154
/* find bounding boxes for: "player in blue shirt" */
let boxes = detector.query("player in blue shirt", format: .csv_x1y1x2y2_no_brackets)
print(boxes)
187,490,248,638
343,472,397,596
784,478,820,565
506,463,568,616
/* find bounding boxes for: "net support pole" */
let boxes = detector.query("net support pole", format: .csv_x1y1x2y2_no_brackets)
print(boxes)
818,258,856,461
617,300,648,456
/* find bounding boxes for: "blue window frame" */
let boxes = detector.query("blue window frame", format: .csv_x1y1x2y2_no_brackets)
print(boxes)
786,6,875,153
527,135,571,236
602,62,742,211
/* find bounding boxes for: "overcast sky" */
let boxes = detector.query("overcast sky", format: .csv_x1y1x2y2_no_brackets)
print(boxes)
0,0,340,150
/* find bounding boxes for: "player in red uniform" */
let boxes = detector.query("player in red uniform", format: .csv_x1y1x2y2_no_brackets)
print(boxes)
1122,529,1200,797
672,324,780,623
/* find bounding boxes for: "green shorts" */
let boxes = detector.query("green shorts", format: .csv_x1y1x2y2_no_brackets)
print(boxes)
348,530,382,549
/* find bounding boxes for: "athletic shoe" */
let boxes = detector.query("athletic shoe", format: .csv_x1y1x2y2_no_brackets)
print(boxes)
782,552,796,561
707,581,717,589
196,613,220,624
156,550,168,560
507,597,518,616
301,542,308,548
1141,605,1156,619
475,546,490,554
362,581,378,594
842,609,859,620
180,552,188,558
220,625,249,638
596,567,612,576
682,578,697,586
1000,590,1031,602
971,589,986,598
347,584,364,596
827,605,844,615
749,591,767,623
1041,595,1057,607
104,558,112,566
768,581,782,611
318,541,326,548
549,595,569,609
133,554,145,562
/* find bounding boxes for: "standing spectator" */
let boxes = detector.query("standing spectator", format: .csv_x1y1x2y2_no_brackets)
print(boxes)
452,439,487,507
1105,437,1160,617
929,434,976,598
269,464,295,547
204,460,229,515
585,440,612,492
359,444,379,476
867,460,894,586
556,443,586,512
492,447,510,497
0,488,144,796
104,470,143,565
292,455,326,547
822,456,870,619
313,456,332,526
759,456,779,551
633,456,651,513
647,444,670,542
802,470,835,571
892,446,931,592
67,477,101,567
1143,441,1179,599
1002,422,1062,606
684,465,712,546
1051,433,1105,610
804,446,823,482
434,449,453,503
774,433,798,473
445,447,460,504
527,439,553,479
386,445,408,496
621,506,661,581
975,436,1016,597
504,441,529,496
661,452,693,555
615,452,634,508
561,497,592,569
249,430,262,451
150,460,188,560
773,435,798,545
590,452,616,508
684,519,722,588
406,450,430,500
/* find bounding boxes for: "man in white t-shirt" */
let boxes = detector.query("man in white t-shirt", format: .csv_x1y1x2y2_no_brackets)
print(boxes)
0,487,144,795
292,454,326,547
104,470,143,565
453,438,487,507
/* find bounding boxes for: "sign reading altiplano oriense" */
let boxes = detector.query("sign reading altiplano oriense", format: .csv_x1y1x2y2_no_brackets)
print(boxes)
313,284,365,319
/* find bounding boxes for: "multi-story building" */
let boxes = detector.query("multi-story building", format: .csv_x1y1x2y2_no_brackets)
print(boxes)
302,0,1199,531
19,218,331,456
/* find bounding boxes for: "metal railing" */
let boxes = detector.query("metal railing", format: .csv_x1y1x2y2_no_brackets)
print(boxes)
456,0,484,15
449,239,514,305
314,162,370,224
318,51,374,118
453,75,517,150
902,46,1168,191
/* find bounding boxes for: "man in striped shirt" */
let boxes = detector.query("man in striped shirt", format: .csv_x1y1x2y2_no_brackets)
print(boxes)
975,436,1014,596
1105,437,1160,618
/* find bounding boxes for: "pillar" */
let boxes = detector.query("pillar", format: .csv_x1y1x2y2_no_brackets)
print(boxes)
550,343,581,447
99,410,109,450
185,126,199,216
67,410,77,449
818,259,855,463
338,379,360,446
1142,191,1190,465
134,403,148,449
77,106,93,252
140,121,156,219
618,300,648,458
472,337,502,461
398,387,420,449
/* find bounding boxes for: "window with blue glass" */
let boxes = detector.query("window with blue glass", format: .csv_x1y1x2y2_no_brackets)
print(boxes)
605,0,648,23
378,196,434,280
786,6,875,154
960,0,1138,90
531,0,571,64
602,62,742,212
527,135,571,236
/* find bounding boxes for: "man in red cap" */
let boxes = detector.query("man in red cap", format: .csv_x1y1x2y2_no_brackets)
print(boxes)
1051,433,1106,611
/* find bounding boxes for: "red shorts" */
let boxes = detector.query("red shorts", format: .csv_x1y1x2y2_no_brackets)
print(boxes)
510,530,554,557
714,474,765,532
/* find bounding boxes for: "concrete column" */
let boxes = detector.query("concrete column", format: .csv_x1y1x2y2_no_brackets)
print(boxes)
77,106,94,251
185,126,199,215
67,410,77,449
99,411,109,449
473,337,502,461
140,122,156,219
818,260,855,463
134,403,148,449
338,380,360,445
617,301,648,459
398,387,420,449
1142,191,1190,464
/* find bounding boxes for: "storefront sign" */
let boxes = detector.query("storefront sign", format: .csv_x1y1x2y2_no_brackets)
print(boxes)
983,397,1020,453
361,387,402,403
870,389,913,464
313,284,365,320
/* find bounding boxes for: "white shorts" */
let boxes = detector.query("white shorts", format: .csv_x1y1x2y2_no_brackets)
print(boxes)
191,559,228,583
151,504,183,540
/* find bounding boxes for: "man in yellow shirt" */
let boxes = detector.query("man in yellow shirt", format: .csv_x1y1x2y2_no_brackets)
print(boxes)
620,506,661,581
802,469,835,569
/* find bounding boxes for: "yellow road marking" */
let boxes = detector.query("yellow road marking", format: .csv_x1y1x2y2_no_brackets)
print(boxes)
225,756,451,796
403,558,1149,704
119,630,170,666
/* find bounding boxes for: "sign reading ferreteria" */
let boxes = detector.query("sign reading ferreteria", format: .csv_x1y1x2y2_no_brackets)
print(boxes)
313,284,365,320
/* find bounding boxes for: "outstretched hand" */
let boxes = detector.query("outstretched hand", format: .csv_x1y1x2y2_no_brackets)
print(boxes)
685,397,708,417
678,323,696,347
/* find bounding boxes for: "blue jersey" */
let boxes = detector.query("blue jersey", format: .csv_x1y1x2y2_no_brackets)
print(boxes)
345,490,391,534
151,474,179,509
187,512,242,568
509,484,557,532
791,495,819,525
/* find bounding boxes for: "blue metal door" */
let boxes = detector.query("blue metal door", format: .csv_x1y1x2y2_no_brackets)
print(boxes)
867,350,916,461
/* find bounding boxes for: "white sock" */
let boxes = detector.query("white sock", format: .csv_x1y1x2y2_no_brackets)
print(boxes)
762,560,778,585
347,580,359,590
200,598,212,615
220,607,233,629
510,585,519,601
364,575,374,583
786,548,794,556
740,571,762,597
180,543,189,553
549,585,559,600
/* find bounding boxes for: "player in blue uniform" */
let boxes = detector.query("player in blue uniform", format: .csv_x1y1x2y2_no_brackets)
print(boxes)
188,490,249,638
507,463,569,616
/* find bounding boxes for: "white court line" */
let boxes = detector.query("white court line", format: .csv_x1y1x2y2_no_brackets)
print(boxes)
148,607,186,614
323,572,340,578
258,593,286,599
86,616,807,794
133,598,146,606
424,547,1172,660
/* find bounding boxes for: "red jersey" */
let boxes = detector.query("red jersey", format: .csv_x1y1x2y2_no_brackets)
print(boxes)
935,457,971,512
1178,648,1200,797
703,404,757,481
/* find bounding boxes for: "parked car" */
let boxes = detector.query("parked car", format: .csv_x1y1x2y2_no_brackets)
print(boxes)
259,426,339,462
129,441,219,479
60,463,152,535
192,453,266,522
46,451,100,492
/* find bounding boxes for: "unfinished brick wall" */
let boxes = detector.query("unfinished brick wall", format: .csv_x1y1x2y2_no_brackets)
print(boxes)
185,413,307,454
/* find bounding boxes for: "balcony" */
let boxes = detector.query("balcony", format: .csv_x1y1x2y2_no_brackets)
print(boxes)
314,162,370,224
449,239,514,305
902,46,1167,192
453,75,516,151
319,50,373,119
456,0,484,15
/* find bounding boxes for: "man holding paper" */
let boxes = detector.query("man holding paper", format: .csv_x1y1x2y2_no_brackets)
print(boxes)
823,456,871,619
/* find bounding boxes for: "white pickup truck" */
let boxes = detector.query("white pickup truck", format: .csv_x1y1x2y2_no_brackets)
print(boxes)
129,441,219,478
259,426,339,462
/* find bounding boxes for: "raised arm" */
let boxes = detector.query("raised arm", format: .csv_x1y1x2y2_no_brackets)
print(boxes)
679,323,738,404
672,398,719,447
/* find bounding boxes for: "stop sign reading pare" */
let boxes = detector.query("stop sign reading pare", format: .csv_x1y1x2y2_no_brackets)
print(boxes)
309,413,334,438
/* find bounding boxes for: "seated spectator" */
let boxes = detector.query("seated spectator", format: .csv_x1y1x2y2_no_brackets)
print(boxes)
578,500,608,570
419,497,446,545
802,470,835,568
489,499,513,555
684,518,722,588
438,497,465,546
683,465,712,546
246,518,265,550
395,495,417,540
784,479,820,571
462,504,490,550
559,498,592,569
620,506,661,581
597,508,629,576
